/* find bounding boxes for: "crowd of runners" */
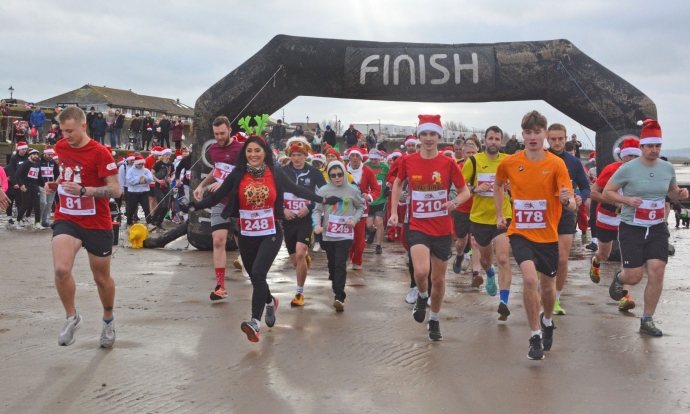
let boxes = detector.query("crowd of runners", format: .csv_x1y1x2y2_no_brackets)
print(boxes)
3,105,684,360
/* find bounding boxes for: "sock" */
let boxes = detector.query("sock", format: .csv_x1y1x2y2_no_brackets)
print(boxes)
215,268,225,289
464,252,470,260
267,297,275,307
556,290,562,301
296,286,304,295
418,290,429,299
103,316,114,324
642,314,653,322
592,237,598,244
592,259,600,268
252,318,261,330
543,317,552,327
376,244,381,248
472,271,479,278
621,289,628,298
531,330,542,338
66,312,77,320
499,290,510,304
429,311,439,321
486,266,495,278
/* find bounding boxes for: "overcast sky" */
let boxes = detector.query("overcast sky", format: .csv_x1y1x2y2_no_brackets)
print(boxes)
2,0,688,149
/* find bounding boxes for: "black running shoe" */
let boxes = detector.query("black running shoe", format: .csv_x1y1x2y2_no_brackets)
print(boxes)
497,301,510,321
585,242,598,252
540,312,556,351
375,245,382,254
427,319,443,341
528,335,544,360
366,231,375,245
412,294,427,323
609,270,624,301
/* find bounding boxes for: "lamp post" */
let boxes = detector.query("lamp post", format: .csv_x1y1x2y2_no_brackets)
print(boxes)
8,86,14,100
306,116,309,132
334,115,338,135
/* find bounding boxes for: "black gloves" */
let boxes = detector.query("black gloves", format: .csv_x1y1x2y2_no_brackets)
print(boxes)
324,196,342,205
178,197,195,213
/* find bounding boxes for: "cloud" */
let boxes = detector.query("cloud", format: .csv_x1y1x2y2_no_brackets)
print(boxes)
1,0,687,147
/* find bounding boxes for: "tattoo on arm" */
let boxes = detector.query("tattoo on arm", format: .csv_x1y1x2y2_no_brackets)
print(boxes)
90,175,122,198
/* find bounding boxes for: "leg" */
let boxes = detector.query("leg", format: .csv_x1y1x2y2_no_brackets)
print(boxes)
52,234,82,317
349,219,366,266
410,244,431,293
476,243,494,272
332,240,353,300
375,215,385,245
494,234,512,293
245,231,284,321
520,260,542,331
428,255,448,313
212,229,228,270
322,241,336,279
643,259,666,316
294,242,309,289
88,253,115,320
42,191,55,226
555,233,573,296
39,187,47,223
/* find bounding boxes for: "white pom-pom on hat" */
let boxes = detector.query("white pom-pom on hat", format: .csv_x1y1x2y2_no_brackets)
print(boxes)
614,147,621,154
637,120,643,126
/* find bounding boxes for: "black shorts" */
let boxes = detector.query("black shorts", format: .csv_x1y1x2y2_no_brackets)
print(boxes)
407,229,453,261
148,186,155,196
618,222,669,268
558,210,577,235
596,226,619,244
282,216,313,254
509,235,559,277
368,203,386,218
470,219,510,247
52,220,114,257
451,210,471,238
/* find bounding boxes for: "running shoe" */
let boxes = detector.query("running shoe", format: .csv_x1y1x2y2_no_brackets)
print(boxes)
210,285,228,301
427,320,443,341
553,300,566,315
618,293,636,311
405,287,418,304
461,255,472,272
609,270,624,301
497,301,510,321
34,223,43,230
265,297,279,328
452,256,462,274
585,242,598,252
291,293,305,307
366,231,376,245
305,254,312,269
15,221,22,229
589,257,601,284
333,298,344,312
375,245,382,255
58,314,83,346
100,320,116,348
386,237,395,242
639,319,662,337
413,294,427,323
312,242,321,252
485,267,497,296
540,312,556,351
7,218,14,225
233,257,243,270
351,264,362,271
147,223,156,232
241,320,260,342
471,272,484,288
156,225,165,232
527,335,544,360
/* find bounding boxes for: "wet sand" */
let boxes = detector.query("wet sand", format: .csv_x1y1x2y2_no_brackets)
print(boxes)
1,224,689,413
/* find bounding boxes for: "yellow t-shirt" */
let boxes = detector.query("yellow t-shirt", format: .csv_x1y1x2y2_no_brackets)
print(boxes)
462,152,512,224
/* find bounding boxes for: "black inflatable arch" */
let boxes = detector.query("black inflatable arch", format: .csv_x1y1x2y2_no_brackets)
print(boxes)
188,35,656,250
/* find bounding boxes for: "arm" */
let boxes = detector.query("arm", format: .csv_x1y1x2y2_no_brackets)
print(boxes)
388,177,403,227
311,187,325,230
277,168,326,204
493,178,507,229
666,183,689,201
14,163,28,187
193,168,239,210
350,188,365,223
61,174,121,198
588,182,609,204
572,159,591,203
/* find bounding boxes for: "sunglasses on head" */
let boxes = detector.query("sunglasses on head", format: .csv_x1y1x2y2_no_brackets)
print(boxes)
329,172,344,178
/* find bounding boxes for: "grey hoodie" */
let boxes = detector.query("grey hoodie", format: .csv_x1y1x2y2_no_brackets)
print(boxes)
312,161,364,242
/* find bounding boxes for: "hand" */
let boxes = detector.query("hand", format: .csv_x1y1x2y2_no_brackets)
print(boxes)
297,206,309,218
475,182,492,193
496,216,507,230
13,184,19,189
314,226,323,234
179,200,195,214
680,188,689,199
346,219,356,229
0,190,9,210
139,176,146,184
628,197,643,208
442,200,457,212
559,184,572,204
206,182,221,193
20,185,26,192
324,196,342,205
504,182,511,192
45,182,58,194
574,194,582,207
284,208,295,220
388,213,398,228
176,180,182,187
193,186,203,201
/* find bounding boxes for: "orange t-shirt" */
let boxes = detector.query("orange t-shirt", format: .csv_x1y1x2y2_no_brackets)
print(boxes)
495,150,572,243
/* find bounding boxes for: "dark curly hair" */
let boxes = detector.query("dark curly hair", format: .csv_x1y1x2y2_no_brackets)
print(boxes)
235,136,275,175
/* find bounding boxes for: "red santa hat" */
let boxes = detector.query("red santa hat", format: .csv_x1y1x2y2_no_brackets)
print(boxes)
133,155,146,164
117,156,125,165
442,146,454,156
348,146,365,159
43,146,55,154
637,119,662,145
404,135,418,146
233,131,248,143
325,147,341,160
52,153,58,160
311,153,327,164
589,151,596,160
417,114,443,137
16,141,28,150
126,153,135,161
615,137,641,158
160,148,172,155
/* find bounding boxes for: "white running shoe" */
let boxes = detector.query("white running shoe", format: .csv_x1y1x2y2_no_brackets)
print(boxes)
312,242,321,252
58,314,83,346
405,287,418,304
461,255,472,271
100,320,116,348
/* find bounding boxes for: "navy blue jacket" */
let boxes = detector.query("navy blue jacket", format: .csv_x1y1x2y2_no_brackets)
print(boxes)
549,149,590,204
91,114,107,136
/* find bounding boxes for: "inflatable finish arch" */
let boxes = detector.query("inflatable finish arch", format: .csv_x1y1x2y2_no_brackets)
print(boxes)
188,35,656,250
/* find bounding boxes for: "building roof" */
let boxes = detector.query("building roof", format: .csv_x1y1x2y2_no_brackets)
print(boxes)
37,85,194,117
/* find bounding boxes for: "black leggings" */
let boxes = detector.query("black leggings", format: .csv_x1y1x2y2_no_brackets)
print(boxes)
126,191,150,225
17,186,39,223
239,225,284,321
321,239,353,301
152,186,171,226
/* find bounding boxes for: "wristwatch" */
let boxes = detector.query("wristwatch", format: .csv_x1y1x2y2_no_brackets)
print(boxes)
452,198,460,207
79,185,87,197
562,199,570,206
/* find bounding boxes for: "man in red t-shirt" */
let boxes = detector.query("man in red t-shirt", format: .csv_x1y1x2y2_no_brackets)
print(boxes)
389,115,470,341
46,106,121,348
